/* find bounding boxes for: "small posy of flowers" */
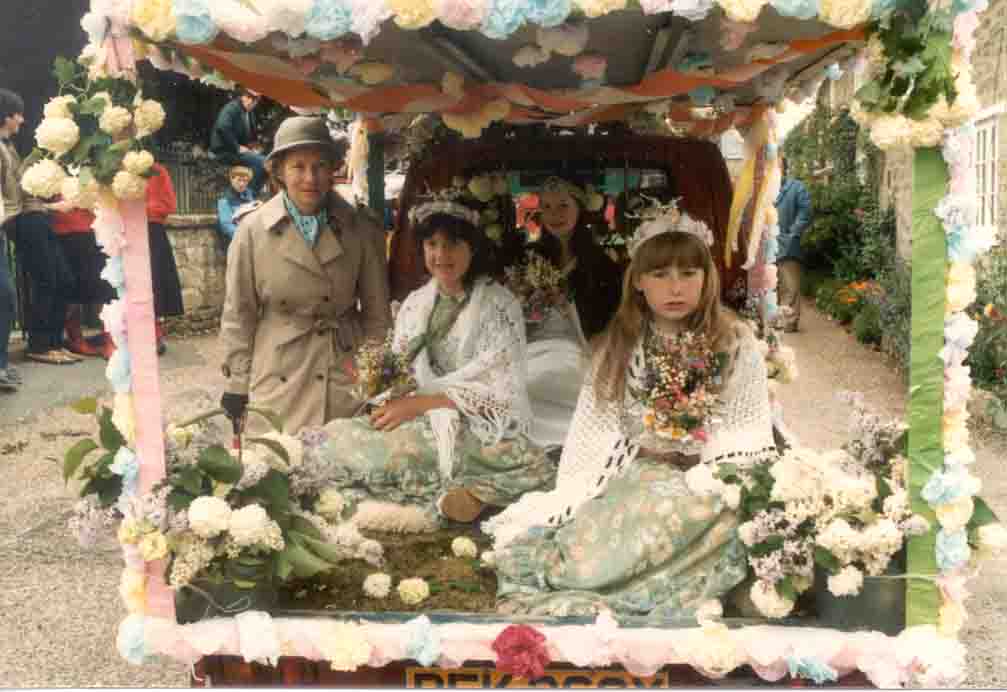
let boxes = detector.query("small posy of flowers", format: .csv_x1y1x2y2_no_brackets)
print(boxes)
21,56,166,206
351,330,417,401
504,253,569,325
633,330,727,446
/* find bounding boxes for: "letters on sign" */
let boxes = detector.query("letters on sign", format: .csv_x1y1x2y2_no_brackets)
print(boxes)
406,666,668,688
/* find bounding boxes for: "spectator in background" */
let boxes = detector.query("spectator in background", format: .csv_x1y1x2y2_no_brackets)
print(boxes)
1,88,80,366
146,163,184,355
216,164,258,252
0,88,24,387
774,157,813,333
49,201,114,357
210,88,266,197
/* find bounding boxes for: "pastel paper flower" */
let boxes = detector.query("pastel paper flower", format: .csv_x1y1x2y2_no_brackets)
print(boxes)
211,0,271,43
717,0,768,23
435,0,491,30
116,614,147,665
976,523,1007,558
481,0,528,39
101,255,126,291
320,621,372,671
770,0,818,17
119,569,147,613
174,0,218,44
574,0,627,17
938,598,967,636
139,531,169,561
525,0,572,27
363,572,392,598
922,467,981,507
109,446,139,497
123,150,155,176
818,0,871,28
492,624,550,681
786,656,838,684
306,0,353,40
132,0,176,41
662,0,715,20
350,0,393,44
398,577,431,605
390,0,437,28
261,0,312,36
944,312,979,351
936,529,971,572
687,622,745,678
935,496,975,533
405,615,442,666
946,262,976,314
81,11,109,44
21,159,67,199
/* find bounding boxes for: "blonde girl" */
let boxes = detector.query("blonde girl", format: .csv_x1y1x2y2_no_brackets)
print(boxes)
484,201,777,618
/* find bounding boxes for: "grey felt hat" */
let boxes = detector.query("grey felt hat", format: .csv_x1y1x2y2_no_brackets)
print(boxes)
266,116,347,164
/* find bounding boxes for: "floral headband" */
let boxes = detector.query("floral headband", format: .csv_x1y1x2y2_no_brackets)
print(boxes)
626,195,715,259
540,176,605,212
409,185,481,227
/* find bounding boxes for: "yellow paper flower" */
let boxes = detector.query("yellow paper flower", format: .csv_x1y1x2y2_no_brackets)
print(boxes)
43,95,77,120
397,577,431,605
320,621,372,671
716,0,767,22
118,520,144,545
112,170,148,201
451,536,479,558
390,0,437,28
935,496,974,533
818,0,871,28
938,599,966,637
112,392,137,445
139,531,169,561
99,106,133,137
575,0,628,18
942,407,970,453
946,263,976,315
119,569,147,614
132,0,177,41
133,99,166,138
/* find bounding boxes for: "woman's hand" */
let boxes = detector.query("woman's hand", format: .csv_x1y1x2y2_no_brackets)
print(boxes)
369,396,426,432
640,449,700,469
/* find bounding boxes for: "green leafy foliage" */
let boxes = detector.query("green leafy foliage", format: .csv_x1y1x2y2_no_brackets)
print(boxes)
63,439,99,483
197,444,243,484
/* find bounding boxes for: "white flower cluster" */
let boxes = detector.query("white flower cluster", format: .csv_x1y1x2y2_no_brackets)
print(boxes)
398,577,431,605
363,572,392,598
227,504,284,551
188,496,232,538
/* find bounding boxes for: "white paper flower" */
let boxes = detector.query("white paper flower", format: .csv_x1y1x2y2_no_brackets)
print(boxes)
119,568,147,613
99,105,133,136
816,518,860,563
685,463,725,496
451,536,479,558
320,621,372,671
750,580,794,618
123,150,154,176
721,484,741,510
188,496,233,538
363,572,392,598
687,621,746,677
716,0,768,23
44,95,77,120
133,99,166,138
211,0,271,42
21,159,67,199
398,577,431,605
695,598,723,624
315,487,346,521
827,565,864,597
112,170,148,200
260,0,311,35
818,0,870,28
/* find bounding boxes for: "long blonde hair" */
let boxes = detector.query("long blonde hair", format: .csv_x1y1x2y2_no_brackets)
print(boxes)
592,231,737,402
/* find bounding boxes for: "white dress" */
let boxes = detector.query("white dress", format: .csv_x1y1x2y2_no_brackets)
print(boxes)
525,293,589,448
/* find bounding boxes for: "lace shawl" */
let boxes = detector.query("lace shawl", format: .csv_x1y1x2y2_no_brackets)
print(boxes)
484,321,778,550
393,277,532,479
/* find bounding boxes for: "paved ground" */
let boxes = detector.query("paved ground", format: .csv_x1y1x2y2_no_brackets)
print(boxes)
0,299,1003,687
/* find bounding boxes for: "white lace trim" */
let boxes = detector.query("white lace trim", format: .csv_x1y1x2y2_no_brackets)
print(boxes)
484,322,777,550
394,277,532,479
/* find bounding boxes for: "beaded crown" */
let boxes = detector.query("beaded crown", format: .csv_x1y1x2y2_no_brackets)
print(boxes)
625,195,714,259
409,184,481,227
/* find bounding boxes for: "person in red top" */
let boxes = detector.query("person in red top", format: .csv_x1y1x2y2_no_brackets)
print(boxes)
48,203,115,356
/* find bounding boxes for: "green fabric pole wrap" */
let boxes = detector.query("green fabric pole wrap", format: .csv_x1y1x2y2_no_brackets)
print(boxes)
367,131,385,220
906,147,946,628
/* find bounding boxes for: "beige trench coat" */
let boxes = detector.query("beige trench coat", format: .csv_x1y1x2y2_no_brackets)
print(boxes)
219,193,392,433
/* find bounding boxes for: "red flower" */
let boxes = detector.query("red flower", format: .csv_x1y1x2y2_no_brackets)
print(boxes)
492,624,550,681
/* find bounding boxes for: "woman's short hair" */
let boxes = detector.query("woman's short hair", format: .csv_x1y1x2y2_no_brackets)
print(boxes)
0,89,24,122
229,165,253,179
414,211,493,286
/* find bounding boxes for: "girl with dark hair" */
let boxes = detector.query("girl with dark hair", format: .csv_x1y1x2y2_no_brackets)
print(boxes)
519,177,623,448
315,196,556,528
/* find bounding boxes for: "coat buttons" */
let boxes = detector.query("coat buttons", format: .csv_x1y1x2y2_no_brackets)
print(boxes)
279,375,288,383
316,374,325,381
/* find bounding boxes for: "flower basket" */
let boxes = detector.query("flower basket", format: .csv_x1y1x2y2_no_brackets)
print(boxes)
175,556,278,625
812,549,905,636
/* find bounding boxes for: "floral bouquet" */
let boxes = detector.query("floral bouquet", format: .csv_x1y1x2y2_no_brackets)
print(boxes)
503,253,569,325
633,330,727,447
350,330,417,402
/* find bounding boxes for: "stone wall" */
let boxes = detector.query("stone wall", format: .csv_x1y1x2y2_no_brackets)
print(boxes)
164,214,226,327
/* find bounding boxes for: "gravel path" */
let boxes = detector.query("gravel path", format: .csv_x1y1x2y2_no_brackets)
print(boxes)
0,299,1002,687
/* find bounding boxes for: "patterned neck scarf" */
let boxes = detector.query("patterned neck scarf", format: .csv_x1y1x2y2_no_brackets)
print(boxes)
282,191,328,248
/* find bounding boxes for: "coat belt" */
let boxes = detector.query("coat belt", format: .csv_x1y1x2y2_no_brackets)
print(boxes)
269,308,357,352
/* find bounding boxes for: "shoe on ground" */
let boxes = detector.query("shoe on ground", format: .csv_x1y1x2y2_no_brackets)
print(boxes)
157,339,167,356
66,337,104,357
438,487,487,523
4,365,22,383
0,369,19,391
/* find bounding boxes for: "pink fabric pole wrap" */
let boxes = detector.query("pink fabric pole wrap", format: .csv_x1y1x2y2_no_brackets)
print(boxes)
119,198,174,619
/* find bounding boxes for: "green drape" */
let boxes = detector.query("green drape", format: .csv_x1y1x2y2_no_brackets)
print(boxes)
906,147,946,627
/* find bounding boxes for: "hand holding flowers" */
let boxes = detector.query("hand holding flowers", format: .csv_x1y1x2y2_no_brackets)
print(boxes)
504,253,569,326
351,330,417,403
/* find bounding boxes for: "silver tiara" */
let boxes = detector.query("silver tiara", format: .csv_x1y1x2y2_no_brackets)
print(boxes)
626,195,714,259
409,185,481,227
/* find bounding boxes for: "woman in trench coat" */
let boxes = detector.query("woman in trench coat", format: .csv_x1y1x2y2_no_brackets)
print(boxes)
219,116,392,433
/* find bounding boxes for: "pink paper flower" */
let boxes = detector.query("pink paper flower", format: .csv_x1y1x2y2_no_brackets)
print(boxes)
492,625,550,681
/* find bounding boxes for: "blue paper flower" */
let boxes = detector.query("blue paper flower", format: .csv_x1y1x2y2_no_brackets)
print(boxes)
525,0,572,27
936,529,971,572
921,469,972,506
101,255,125,291
825,63,843,81
870,0,897,17
117,614,147,665
766,141,779,160
106,347,132,394
689,86,717,106
405,615,441,667
765,291,778,315
110,446,139,485
763,232,779,262
173,0,218,45
951,0,988,15
481,0,527,40
306,0,353,40
771,0,819,19
786,656,838,684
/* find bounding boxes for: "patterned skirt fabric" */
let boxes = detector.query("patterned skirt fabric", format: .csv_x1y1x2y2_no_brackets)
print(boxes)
318,415,557,520
492,457,748,618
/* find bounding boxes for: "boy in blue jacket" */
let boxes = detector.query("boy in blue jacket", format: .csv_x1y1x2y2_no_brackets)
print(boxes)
216,165,258,252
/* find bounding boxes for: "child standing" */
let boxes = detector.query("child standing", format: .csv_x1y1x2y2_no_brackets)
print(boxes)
485,200,778,618
216,165,257,252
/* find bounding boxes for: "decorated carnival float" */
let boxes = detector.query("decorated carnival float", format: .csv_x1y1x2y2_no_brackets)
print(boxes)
29,0,1007,686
